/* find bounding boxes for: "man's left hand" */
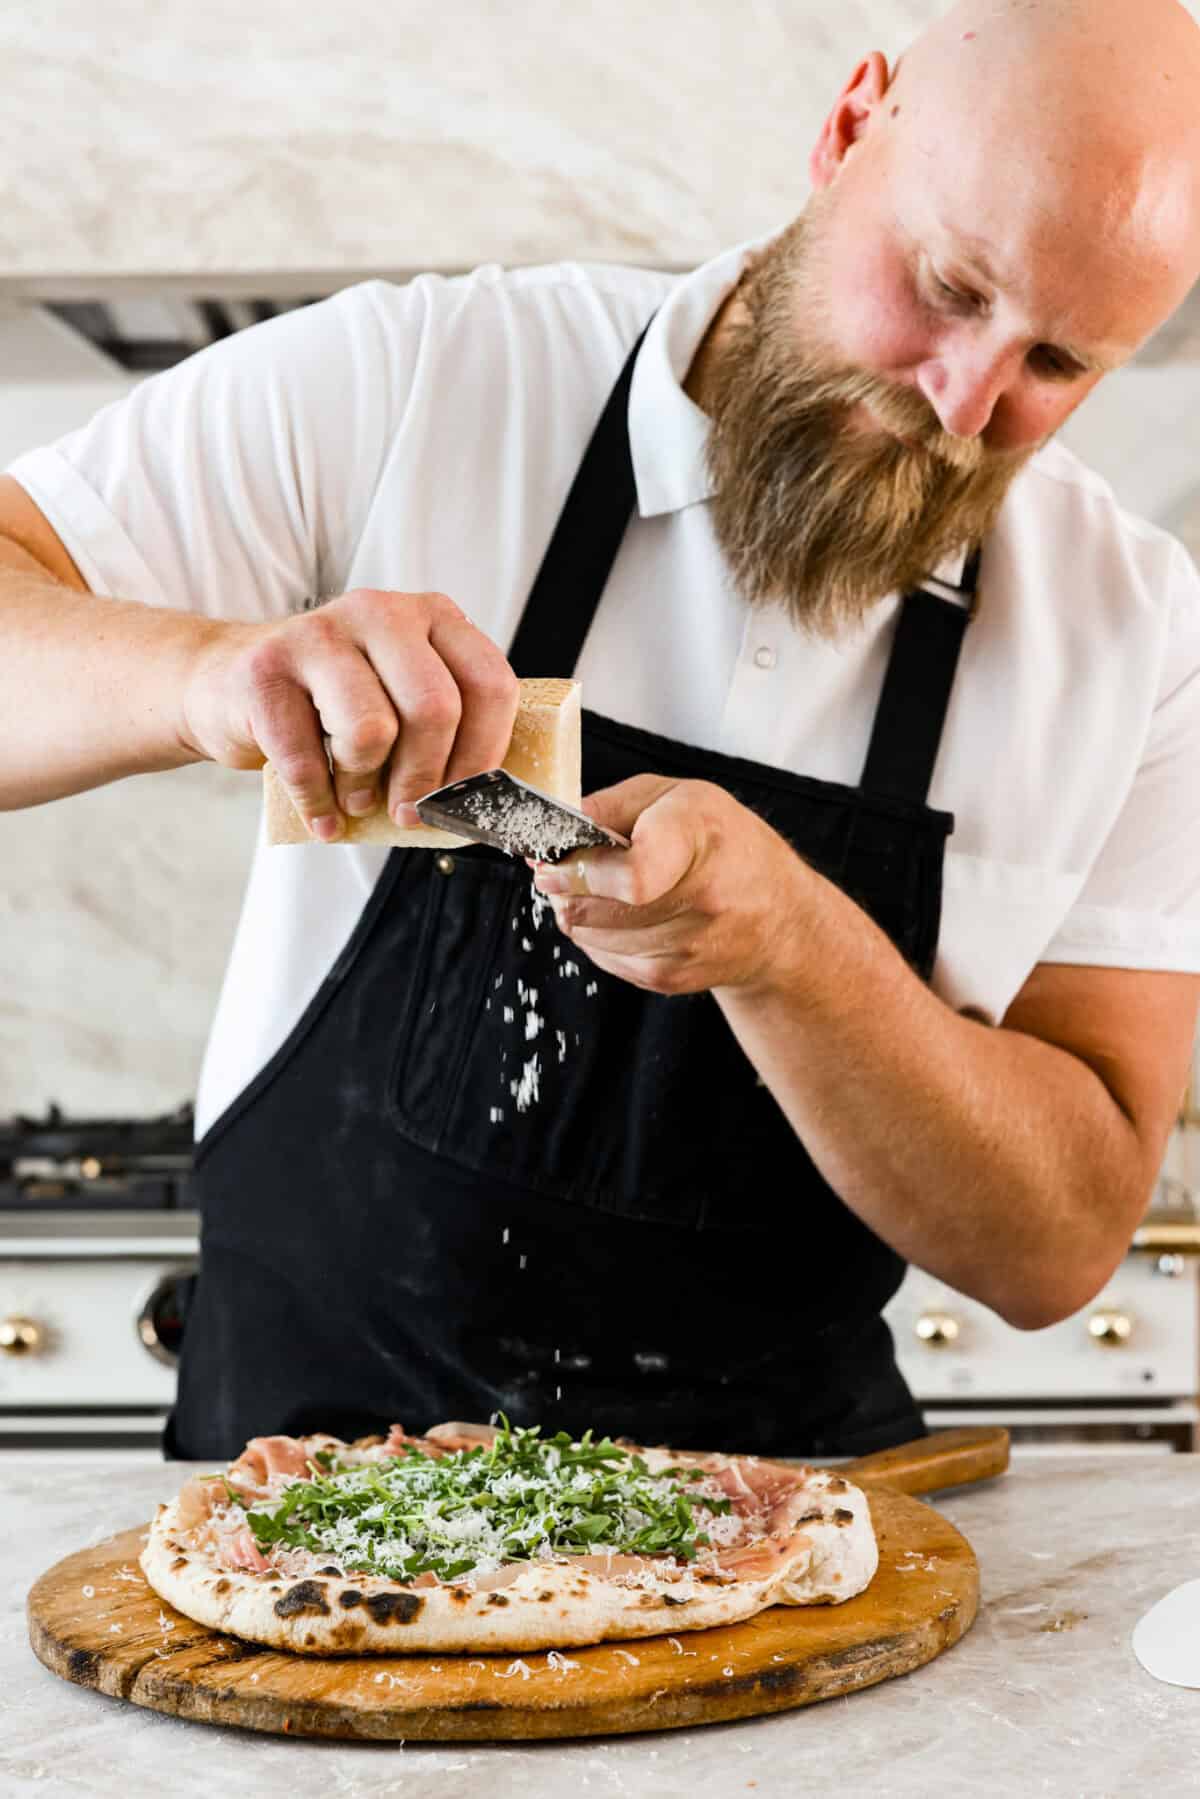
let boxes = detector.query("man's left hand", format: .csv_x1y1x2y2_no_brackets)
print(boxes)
531,775,808,996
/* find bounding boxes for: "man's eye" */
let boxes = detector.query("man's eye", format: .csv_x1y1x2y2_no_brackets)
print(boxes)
931,273,979,310
1029,345,1079,379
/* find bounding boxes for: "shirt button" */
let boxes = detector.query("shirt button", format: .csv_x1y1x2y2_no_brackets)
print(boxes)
435,854,455,876
753,646,777,670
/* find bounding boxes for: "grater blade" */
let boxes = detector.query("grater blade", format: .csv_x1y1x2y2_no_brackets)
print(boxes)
414,770,630,862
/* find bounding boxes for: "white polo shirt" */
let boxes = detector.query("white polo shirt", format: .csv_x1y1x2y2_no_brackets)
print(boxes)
10,242,1200,1140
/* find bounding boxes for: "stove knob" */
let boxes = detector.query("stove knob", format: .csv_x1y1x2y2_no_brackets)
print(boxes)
0,1315,45,1356
1088,1309,1134,1347
915,1310,961,1348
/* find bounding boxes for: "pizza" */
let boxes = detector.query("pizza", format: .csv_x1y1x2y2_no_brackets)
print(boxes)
140,1418,878,1655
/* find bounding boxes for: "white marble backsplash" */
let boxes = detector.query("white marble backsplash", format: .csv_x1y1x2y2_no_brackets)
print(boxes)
0,765,259,1119
0,1,976,284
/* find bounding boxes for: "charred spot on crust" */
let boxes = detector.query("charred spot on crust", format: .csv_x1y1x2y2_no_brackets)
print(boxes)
170,1557,188,1571
273,1580,331,1619
485,1593,510,1607
798,1509,824,1524
214,1579,231,1595
538,1592,554,1602
826,1477,848,1493
833,1508,854,1525
449,1588,470,1604
662,1593,689,1606
365,1590,424,1625
317,1566,342,1576
338,1589,363,1608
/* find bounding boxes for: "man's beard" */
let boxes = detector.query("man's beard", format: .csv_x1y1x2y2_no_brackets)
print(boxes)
703,208,1034,635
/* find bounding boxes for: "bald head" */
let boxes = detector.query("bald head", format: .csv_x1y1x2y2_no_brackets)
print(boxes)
873,0,1200,346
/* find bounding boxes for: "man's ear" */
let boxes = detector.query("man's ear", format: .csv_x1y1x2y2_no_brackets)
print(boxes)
810,52,891,189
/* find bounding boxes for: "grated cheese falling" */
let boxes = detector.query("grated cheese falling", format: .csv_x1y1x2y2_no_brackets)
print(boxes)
510,1055,541,1113
529,876,553,932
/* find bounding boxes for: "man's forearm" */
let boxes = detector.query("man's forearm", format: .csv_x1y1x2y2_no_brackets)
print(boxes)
0,540,218,807
716,867,1148,1329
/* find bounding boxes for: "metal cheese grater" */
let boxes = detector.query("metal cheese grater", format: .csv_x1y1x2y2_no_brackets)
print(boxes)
414,770,630,862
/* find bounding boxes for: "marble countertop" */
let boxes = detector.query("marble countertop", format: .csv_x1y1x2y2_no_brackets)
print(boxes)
1,1449,1196,1795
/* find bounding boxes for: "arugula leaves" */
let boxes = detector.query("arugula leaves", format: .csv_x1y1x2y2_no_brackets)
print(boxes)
242,1419,731,1582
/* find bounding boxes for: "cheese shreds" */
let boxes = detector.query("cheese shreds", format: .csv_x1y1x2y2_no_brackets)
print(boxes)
511,1054,541,1112
235,1420,735,1587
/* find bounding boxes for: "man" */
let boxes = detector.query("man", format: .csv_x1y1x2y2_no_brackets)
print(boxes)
4,0,1200,1459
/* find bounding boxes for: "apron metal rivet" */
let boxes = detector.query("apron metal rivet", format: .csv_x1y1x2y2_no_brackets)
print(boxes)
435,854,455,875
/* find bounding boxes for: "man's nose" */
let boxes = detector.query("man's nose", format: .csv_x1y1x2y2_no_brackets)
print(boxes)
916,347,1012,441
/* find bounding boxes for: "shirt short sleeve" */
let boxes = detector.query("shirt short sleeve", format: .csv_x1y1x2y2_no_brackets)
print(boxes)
1041,537,1200,973
4,279,428,622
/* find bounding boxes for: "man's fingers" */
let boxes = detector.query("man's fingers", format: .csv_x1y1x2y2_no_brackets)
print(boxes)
365,640,465,826
301,648,400,820
234,590,520,835
427,606,521,786
583,774,680,838
537,781,696,905
249,658,341,840
360,595,515,826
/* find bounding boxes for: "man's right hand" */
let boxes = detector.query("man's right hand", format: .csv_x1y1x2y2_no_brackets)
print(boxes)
181,589,521,841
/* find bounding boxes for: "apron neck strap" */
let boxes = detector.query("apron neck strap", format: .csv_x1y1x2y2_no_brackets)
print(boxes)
507,323,651,680
858,549,981,806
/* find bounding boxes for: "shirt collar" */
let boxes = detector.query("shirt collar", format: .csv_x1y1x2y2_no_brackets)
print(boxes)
628,238,764,519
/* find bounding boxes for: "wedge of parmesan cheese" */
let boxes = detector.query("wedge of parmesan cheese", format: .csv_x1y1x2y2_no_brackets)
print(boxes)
263,676,582,848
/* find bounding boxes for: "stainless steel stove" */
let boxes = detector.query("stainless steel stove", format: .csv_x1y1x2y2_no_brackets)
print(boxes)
0,1107,197,1450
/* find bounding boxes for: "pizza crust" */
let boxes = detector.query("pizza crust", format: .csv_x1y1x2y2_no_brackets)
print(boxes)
139,1440,878,1656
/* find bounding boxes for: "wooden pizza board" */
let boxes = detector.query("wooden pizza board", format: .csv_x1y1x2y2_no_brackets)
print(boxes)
27,1426,1008,1741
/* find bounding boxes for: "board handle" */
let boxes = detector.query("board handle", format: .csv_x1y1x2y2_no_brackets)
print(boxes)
840,1426,1010,1495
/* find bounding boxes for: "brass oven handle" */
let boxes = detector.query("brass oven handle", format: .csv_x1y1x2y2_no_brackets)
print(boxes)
0,1315,45,1356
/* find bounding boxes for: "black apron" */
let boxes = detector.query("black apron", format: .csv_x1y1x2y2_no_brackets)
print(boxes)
170,327,978,1462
